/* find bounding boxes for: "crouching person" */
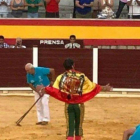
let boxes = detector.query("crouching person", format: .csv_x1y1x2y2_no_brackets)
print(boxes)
123,125,140,140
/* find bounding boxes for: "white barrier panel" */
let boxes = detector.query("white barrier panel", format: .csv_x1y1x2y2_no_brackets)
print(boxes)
93,48,98,83
33,47,38,67
0,88,31,90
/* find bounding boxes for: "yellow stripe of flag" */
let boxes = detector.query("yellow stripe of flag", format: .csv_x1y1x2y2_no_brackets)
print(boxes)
1,26,140,39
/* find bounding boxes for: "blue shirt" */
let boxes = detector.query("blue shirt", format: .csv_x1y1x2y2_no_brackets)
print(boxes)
129,124,140,140
76,0,93,15
27,67,50,88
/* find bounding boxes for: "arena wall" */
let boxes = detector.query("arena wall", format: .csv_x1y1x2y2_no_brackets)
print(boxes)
0,49,33,87
1,19,140,46
1,19,140,91
38,49,93,80
0,48,140,90
0,49,92,88
98,49,140,88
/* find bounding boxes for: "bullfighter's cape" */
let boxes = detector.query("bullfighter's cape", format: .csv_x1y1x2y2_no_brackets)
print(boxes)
45,70,101,104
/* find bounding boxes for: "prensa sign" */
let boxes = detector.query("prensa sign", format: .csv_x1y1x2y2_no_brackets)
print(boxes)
22,39,84,48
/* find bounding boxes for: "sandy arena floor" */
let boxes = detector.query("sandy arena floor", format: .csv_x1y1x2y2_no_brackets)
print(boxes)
0,96,140,140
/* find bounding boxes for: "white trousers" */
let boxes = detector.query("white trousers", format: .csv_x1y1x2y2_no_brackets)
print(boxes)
34,92,50,122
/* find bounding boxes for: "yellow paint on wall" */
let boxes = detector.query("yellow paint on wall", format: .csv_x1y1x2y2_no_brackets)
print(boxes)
1,26,140,39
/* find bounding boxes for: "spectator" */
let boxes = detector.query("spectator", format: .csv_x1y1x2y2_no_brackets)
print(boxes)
127,0,140,19
0,0,11,18
98,0,115,19
92,0,101,18
0,35,9,48
25,0,43,18
75,0,94,18
116,0,128,18
45,0,60,18
65,35,81,49
73,0,76,18
12,38,26,48
10,0,25,18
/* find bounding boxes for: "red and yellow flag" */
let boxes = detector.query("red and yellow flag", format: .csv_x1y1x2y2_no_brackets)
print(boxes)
45,70,101,104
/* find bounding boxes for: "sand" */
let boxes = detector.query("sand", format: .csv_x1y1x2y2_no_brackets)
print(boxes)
0,96,140,140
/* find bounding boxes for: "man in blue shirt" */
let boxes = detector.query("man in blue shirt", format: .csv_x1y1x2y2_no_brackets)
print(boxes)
25,63,55,125
123,124,140,140
75,0,94,18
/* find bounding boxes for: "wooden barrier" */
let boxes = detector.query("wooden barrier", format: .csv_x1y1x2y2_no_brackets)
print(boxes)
38,49,93,80
98,49,140,88
0,48,140,90
0,49,33,87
